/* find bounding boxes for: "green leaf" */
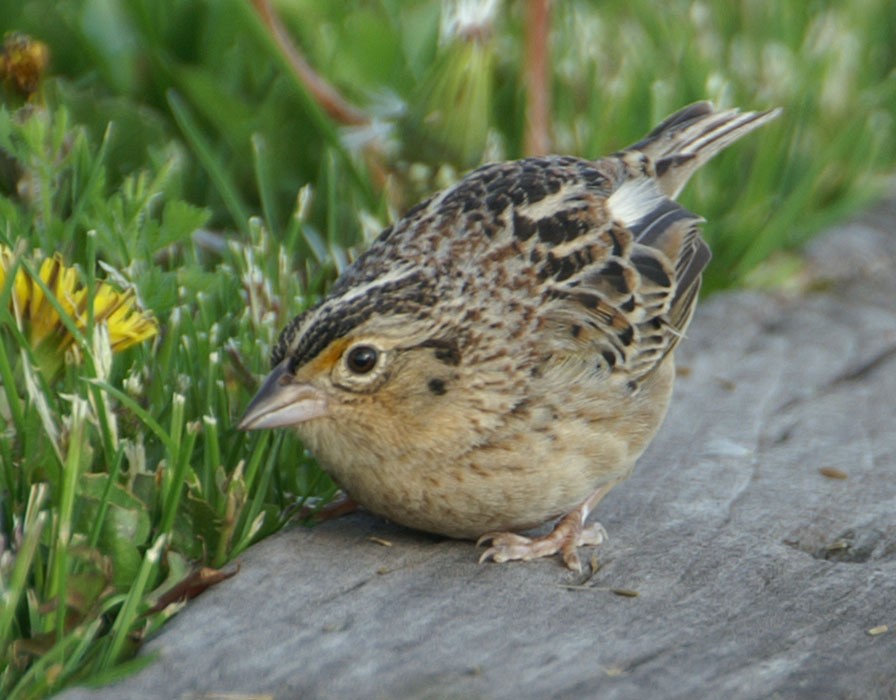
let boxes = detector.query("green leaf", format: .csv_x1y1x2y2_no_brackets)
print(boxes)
154,200,211,253
76,475,153,589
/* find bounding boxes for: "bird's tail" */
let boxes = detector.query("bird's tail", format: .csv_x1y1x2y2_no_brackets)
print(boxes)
626,102,781,199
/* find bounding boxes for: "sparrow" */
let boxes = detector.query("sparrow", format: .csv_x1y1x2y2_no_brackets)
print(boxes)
239,101,780,571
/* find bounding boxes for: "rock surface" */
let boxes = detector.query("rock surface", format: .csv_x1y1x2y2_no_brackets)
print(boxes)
61,210,896,700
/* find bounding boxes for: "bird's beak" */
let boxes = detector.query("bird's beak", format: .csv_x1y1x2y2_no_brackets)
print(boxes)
238,361,328,431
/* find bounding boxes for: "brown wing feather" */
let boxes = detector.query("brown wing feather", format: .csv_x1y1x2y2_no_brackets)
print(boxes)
537,192,705,385
627,101,781,198
535,102,780,384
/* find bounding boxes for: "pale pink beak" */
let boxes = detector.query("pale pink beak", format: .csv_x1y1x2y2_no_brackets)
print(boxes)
238,361,328,430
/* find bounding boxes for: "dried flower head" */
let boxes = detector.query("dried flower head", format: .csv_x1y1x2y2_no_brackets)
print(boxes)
1,32,49,98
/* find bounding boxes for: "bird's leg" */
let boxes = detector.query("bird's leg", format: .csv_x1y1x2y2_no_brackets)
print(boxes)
285,491,359,524
477,483,614,572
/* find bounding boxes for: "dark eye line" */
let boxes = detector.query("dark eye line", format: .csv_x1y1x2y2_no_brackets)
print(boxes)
416,338,462,366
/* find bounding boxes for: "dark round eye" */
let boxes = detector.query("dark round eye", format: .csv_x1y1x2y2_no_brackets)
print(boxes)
345,345,379,374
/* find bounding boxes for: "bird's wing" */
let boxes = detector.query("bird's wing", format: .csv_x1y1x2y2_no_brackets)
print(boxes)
533,165,707,385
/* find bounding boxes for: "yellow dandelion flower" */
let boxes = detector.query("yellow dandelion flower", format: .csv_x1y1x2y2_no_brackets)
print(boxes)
0,245,31,311
0,245,157,376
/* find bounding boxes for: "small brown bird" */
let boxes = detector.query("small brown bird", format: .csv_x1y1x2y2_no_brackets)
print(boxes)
239,102,779,571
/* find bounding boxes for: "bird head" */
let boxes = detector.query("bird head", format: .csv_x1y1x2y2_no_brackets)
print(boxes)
237,271,521,473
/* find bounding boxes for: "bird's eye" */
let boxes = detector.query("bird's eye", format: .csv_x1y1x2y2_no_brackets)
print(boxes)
345,345,379,374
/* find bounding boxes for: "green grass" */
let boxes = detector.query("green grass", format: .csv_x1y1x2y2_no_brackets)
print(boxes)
0,0,894,697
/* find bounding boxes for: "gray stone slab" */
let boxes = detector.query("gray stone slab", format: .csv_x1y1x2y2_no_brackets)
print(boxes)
60,214,896,700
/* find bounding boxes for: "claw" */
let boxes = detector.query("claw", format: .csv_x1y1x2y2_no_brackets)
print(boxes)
476,533,495,548
478,532,540,564
476,531,529,548
562,548,582,573
476,518,608,571
580,522,609,546
475,485,613,570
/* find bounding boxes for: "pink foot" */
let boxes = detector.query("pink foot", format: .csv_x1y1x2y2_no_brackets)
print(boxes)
478,518,607,572
477,483,614,572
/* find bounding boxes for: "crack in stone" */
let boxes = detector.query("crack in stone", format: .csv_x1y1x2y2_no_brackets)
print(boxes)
719,354,784,530
776,343,896,414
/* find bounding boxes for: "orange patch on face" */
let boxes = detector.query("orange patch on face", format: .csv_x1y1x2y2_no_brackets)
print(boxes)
301,337,352,376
